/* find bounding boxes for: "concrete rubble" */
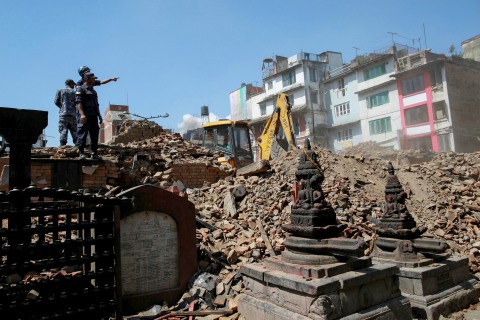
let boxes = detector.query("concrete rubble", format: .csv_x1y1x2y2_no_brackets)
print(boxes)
5,120,480,318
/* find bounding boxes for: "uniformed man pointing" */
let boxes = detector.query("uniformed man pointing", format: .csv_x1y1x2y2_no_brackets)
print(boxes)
75,72,102,160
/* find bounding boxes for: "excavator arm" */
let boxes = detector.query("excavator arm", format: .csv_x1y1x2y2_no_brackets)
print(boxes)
257,93,296,160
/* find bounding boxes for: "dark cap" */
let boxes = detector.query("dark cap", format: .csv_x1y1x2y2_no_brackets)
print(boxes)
65,79,75,85
84,72,97,79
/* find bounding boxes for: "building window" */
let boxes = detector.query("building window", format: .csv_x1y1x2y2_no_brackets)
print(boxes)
433,101,447,120
310,89,318,104
364,63,387,80
267,81,273,90
282,71,296,87
408,135,432,151
337,78,346,97
309,67,318,82
430,66,442,87
438,133,452,151
260,103,266,116
369,117,392,135
337,129,353,141
405,104,429,126
287,94,294,106
366,91,389,108
401,74,425,95
294,117,300,137
334,102,350,117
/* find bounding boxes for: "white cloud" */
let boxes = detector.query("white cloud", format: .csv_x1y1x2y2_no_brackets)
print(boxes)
177,112,230,134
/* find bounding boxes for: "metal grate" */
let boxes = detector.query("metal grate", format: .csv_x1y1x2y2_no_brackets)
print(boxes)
0,187,131,320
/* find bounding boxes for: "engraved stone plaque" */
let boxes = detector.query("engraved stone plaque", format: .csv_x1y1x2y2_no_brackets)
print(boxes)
120,210,179,295
116,185,197,316
436,271,453,291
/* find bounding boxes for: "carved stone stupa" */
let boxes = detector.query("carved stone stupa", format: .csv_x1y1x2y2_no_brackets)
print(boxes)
372,162,480,320
376,161,424,239
238,140,413,320
281,139,365,264
374,162,448,265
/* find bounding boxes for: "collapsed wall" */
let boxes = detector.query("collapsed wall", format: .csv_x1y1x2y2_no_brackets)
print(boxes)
0,120,233,192
108,119,165,145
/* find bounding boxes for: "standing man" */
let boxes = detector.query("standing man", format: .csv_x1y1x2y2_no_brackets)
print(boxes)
75,72,103,160
77,65,119,86
54,79,78,146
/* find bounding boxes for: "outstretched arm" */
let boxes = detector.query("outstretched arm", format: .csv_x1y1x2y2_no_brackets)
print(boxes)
99,77,119,85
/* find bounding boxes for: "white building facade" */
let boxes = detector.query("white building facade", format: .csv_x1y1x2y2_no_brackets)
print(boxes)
247,51,343,151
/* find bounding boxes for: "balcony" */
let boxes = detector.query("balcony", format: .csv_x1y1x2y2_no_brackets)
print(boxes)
262,52,327,80
395,51,445,73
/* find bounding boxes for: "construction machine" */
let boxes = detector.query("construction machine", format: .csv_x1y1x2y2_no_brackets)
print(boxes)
234,93,297,176
201,93,296,173
201,120,254,168
256,93,297,160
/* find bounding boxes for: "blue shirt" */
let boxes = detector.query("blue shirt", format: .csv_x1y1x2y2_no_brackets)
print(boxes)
76,79,101,86
75,84,99,116
54,87,77,118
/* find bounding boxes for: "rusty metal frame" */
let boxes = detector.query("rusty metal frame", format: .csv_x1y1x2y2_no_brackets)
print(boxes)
0,186,131,319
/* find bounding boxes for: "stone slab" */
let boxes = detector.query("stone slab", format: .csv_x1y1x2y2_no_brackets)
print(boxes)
398,257,471,296
241,262,403,318
116,185,198,315
373,255,435,268
263,256,372,279
407,277,480,320
374,255,480,319
238,292,412,320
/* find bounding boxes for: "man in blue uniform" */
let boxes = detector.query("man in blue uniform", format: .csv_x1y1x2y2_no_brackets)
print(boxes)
76,65,119,86
75,72,103,160
54,79,78,146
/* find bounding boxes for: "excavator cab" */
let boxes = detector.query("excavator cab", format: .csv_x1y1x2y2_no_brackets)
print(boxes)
202,120,254,168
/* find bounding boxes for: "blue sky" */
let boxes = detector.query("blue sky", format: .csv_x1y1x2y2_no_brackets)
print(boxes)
0,0,478,146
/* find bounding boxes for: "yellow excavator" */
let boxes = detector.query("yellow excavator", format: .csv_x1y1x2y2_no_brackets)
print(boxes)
256,93,297,160
202,120,255,168
201,93,296,172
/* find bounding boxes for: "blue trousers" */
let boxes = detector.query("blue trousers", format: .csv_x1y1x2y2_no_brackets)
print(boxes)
76,115,99,153
59,116,78,146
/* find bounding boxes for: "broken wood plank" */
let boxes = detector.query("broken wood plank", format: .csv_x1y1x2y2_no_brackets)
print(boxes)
154,309,233,319
256,218,276,256
196,217,217,231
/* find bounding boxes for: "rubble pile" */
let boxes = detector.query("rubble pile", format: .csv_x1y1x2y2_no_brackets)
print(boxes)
31,129,234,189
189,147,480,275
22,133,480,317
108,120,165,145
340,140,399,160
175,147,480,319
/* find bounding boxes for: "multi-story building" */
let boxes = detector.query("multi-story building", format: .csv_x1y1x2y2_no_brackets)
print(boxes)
462,34,480,62
234,51,343,153
324,45,418,152
229,83,264,121
100,104,132,144
234,41,480,155
393,50,480,152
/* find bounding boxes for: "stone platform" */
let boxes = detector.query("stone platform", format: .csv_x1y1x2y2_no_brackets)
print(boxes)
238,257,412,320
386,256,480,320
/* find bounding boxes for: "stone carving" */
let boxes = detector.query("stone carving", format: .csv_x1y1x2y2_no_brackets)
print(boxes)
283,139,344,239
281,139,366,264
293,173,326,211
359,284,374,309
310,295,336,318
377,161,424,239
270,288,285,307
374,162,450,265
